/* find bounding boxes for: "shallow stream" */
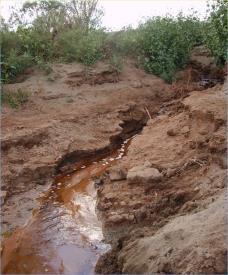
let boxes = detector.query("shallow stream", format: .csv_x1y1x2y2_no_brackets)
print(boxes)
2,137,133,274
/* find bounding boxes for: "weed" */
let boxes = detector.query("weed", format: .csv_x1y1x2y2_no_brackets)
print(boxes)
1,89,29,109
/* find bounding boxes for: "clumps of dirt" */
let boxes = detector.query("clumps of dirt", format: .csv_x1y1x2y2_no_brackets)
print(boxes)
64,65,119,87
172,46,226,98
95,81,227,274
1,127,49,151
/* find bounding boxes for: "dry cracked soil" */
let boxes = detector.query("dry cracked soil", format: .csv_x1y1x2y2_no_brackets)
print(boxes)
1,55,227,274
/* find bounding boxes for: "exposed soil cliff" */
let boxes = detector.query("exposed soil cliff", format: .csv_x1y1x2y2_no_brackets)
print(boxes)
95,82,227,274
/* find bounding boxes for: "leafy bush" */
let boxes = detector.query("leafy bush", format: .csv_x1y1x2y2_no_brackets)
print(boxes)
18,27,55,61
136,14,204,82
204,0,228,65
56,29,106,65
1,50,33,83
1,88,29,109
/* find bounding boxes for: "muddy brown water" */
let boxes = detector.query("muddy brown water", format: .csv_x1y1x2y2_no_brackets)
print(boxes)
1,137,134,274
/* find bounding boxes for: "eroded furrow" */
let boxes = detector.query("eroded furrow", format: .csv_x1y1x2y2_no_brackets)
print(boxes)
1,133,137,274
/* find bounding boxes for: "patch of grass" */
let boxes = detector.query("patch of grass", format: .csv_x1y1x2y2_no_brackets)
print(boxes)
1,88,29,109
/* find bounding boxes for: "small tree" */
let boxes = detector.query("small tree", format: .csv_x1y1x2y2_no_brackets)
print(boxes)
66,0,104,30
9,0,103,33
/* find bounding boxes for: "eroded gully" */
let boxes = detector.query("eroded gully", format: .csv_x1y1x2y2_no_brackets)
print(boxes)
2,135,136,274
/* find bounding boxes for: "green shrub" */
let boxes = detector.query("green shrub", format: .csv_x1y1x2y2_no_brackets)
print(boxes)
0,31,23,57
1,50,33,83
204,0,228,65
137,14,204,82
56,29,106,65
18,27,55,60
1,88,29,109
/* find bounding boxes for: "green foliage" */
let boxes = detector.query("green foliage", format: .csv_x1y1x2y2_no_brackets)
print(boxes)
204,0,228,65
56,29,106,65
36,59,53,74
137,14,204,82
1,88,29,109
1,0,227,84
0,0,104,82
1,50,33,83
105,27,140,57
108,54,123,73
18,27,55,60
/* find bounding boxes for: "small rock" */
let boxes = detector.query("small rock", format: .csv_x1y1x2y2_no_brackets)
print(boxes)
108,214,123,223
180,126,190,135
167,129,177,136
109,168,127,181
127,165,163,184
199,129,209,135
131,80,143,88
166,168,176,178
108,213,134,223
120,201,127,206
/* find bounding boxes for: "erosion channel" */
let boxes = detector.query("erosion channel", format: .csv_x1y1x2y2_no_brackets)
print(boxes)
2,127,141,274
